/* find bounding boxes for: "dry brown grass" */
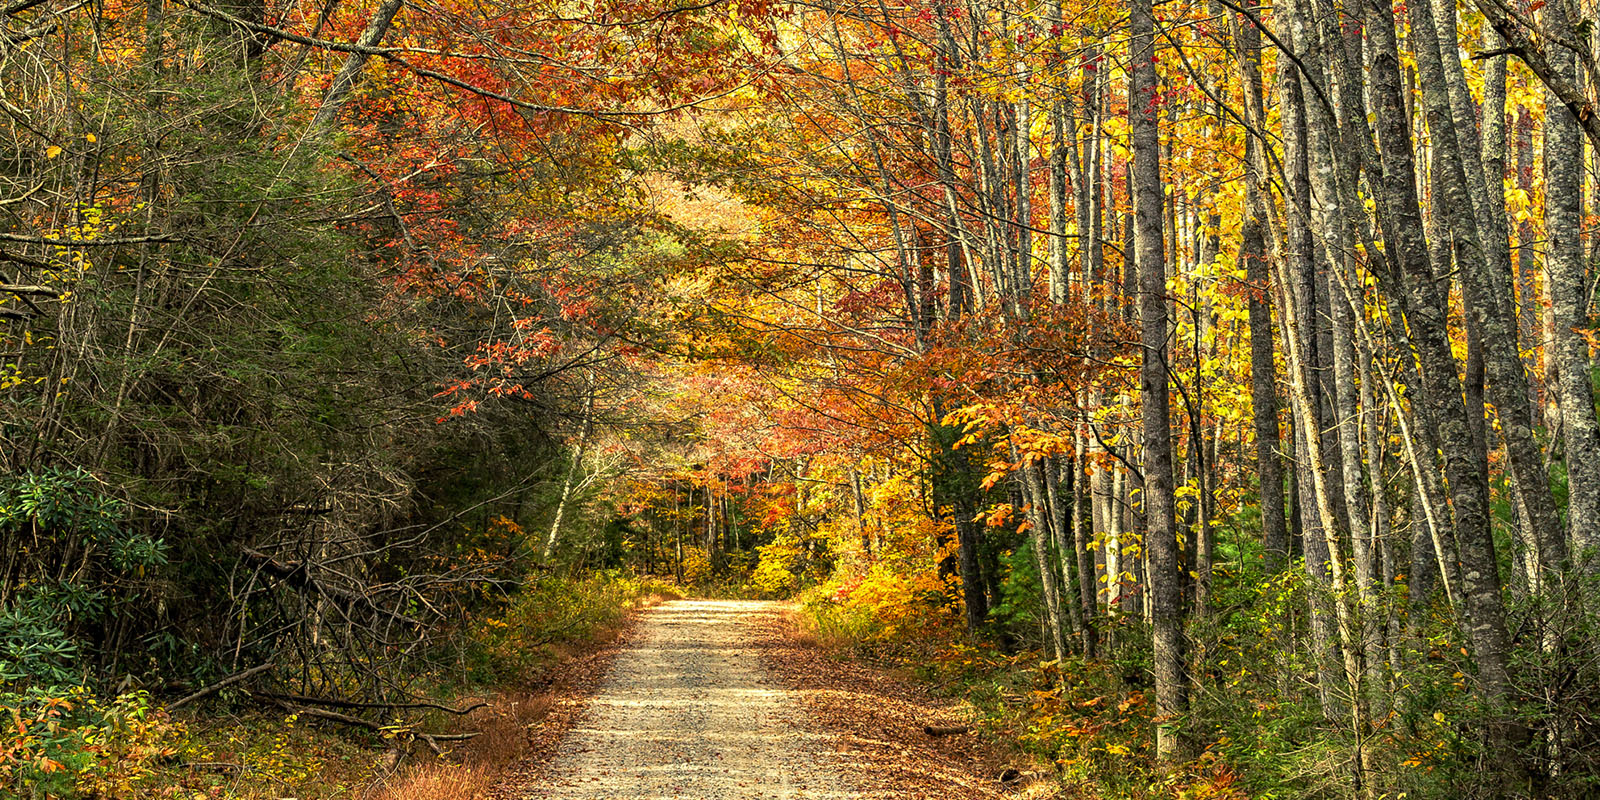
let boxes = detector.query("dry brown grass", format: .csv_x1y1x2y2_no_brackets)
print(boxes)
378,762,496,800
369,688,569,800
373,595,666,800
372,694,548,800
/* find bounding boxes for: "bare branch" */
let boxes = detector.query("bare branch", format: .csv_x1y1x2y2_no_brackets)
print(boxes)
0,283,61,296
169,662,275,709
0,232,178,246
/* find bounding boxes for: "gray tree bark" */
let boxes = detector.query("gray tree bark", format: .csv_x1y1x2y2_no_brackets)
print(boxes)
1227,4,1288,573
1130,0,1188,759
1363,0,1520,766
1409,0,1565,593
1542,0,1600,571
1072,429,1099,656
311,0,404,129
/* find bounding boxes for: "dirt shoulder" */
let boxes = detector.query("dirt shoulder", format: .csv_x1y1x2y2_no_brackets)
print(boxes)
475,612,648,800
753,609,1046,800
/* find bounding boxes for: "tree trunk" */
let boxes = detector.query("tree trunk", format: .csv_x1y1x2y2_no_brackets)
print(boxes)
1270,15,1352,724
543,382,595,560
1228,3,1288,574
1045,456,1086,652
1363,0,1521,768
1543,0,1600,571
1129,0,1188,758
1409,0,1565,590
1070,439,1100,656
311,0,404,129
1020,452,1067,660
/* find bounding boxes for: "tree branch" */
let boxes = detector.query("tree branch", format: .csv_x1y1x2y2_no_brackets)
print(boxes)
177,0,762,123
0,283,60,296
0,232,177,246
1470,0,1600,152
169,662,275,709
255,692,488,716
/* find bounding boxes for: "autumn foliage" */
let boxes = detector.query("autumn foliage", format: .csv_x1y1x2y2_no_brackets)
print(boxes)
6,0,1600,796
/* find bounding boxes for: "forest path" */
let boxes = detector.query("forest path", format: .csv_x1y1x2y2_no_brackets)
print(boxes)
525,600,861,799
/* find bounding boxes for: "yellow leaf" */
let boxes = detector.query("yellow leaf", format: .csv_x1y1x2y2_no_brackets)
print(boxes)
85,133,96,143
46,146,61,158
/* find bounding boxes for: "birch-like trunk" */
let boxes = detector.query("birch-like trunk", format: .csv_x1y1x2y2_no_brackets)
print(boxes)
1542,0,1600,571
543,384,595,560
1130,0,1187,758
1364,0,1520,766
311,0,404,129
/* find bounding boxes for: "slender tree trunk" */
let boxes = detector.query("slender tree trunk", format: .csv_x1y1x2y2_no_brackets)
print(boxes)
1105,461,1123,621
1410,0,1565,587
1045,456,1085,651
311,0,404,128
543,382,595,560
1543,0,1600,570
1330,260,1383,701
1515,110,1548,425
1020,450,1068,660
1364,0,1521,768
933,416,989,634
1130,0,1187,758
1270,20,1350,724
1070,437,1099,655
1228,4,1288,573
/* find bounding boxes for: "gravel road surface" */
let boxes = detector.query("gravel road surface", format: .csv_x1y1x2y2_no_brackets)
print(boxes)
528,600,860,799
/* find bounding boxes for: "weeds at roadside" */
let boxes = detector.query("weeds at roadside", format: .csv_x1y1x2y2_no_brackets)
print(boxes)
1,571,680,800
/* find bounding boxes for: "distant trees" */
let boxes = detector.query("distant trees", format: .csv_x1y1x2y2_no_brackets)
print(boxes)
624,0,1600,792
0,0,767,703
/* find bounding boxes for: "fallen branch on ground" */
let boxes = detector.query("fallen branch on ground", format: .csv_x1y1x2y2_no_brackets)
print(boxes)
169,662,275,709
256,691,487,716
263,700,480,756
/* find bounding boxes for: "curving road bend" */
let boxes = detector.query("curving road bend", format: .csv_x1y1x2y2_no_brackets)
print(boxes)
528,600,860,800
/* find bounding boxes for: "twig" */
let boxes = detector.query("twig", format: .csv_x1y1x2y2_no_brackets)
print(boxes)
0,250,50,269
417,732,480,755
241,547,422,626
0,232,177,246
1470,46,1521,60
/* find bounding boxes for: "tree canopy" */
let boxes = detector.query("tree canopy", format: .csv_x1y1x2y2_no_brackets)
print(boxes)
5,0,1600,795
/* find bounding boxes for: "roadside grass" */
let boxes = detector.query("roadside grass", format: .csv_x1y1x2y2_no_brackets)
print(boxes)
793,567,1487,800
2,572,680,800
791,581,1248,800
375,693,549,800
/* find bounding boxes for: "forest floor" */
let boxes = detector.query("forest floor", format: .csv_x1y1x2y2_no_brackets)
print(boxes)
500,600,1039,799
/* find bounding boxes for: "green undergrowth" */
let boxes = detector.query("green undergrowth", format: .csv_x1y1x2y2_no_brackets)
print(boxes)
457,570,683,686
794,566,1486,800
1,570,680,800
793,582,1215,799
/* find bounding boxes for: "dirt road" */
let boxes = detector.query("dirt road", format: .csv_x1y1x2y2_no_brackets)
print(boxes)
527,600,860,799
